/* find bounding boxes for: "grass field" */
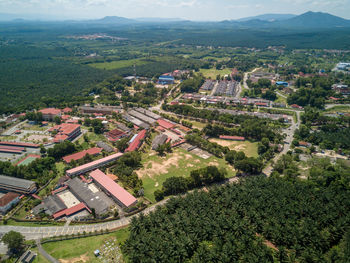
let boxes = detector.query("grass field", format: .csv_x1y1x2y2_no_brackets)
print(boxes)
209,139,259,158
138,148,235,202
34,228,129,263
89,58,149,70
325,105,350,113
200,68,232,79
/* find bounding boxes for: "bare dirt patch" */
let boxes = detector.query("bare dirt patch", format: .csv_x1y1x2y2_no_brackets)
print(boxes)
59,253,90,263
209,138,233,147
208,161,219,166
137,153,184,178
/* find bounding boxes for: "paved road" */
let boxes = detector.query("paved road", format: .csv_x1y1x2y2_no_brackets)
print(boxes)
0,199,169,240
36,239,59,263
325,103,350,109
263,111,301,176
276,91,287,99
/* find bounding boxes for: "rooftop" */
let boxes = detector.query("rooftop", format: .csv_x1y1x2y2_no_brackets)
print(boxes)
39,108,61,115
125,130,147,152
0,192,20,207
62,147,102,163
0,175,36,191
90,169,137,208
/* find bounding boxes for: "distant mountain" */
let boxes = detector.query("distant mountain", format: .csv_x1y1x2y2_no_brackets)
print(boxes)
92,16,136,24
237,14,296,22
135,17,186,23
278,11,350,28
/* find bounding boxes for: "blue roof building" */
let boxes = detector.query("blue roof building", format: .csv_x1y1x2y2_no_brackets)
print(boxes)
158,75,174,85
276,81,289,87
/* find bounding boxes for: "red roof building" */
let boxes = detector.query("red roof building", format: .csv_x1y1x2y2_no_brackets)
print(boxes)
62,147,102,163
219,135,245,141
66,152,123,177
39,108,62,121
0,141,39,148
62,107,73,113
125,130,147,152
157,119,175,129
53,202,91,219
0,192,20,214
49,123,81,143
105,129,126,142
90,169,137,208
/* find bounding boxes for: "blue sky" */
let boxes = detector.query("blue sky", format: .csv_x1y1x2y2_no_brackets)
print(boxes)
1,0,350,21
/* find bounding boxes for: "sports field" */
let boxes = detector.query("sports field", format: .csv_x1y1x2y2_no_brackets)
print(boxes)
199,68,232,79
16,154,41,166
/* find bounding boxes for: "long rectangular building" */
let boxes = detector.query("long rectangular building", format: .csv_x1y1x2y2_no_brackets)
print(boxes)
90,169,137,208
66,152,123,177
135,108,161,120
0,175,37,194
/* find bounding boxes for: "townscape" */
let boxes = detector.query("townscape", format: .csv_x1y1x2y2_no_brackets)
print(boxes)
1,6,350,263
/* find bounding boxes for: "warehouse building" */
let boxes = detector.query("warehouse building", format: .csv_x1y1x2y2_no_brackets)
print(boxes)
0,175,37,194
66,152,123,177
0,192,20,214
90,169,137,208
158,75,174,85
32,195,67,216
125,130,147,152
135,108,161,120
66,177,112,216
128,110,157,125
152,134,168,150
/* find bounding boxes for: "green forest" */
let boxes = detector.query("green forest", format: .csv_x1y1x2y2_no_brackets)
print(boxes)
123,163,350,262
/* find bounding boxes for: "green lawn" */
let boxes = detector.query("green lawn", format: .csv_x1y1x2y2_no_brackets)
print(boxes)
324,105,350,113
139,148,235,202
209,139,259,158
89,58,149,70
36,228,129,263
199,68,232,79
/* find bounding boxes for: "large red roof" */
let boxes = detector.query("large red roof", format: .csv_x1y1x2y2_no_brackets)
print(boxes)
66,152,123,176
51,123,80,135
125,130,146,152
53,202,90,219
0,192,20,207
39,108,61,115
62,147,102,163
90,169,137,207
157,119,175,129
0,141,39,148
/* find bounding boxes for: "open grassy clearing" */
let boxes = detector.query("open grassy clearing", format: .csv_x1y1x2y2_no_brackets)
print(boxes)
209,138,259,158
138,148,235,202
324,105,350,113
89,58,149,70
199,68,232,79
35,228,129,263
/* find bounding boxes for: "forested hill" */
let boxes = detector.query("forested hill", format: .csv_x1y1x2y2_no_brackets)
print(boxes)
123,166,350,262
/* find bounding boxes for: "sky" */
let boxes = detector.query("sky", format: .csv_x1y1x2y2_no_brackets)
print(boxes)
1,0,350,21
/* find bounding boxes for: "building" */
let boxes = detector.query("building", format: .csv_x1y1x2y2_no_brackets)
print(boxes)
39,108,62,121
79,105,121,115
157,119,175,129
0,175,36,194
125,130,147,152
97,141,115,153
65,177,112,216
128,110,157,125
19,250,37,263
49,123,81,143
62,147,102,163
152,134,168,150
332,84,350,95
53,203,91,220
276,81,289,87
299,141,311,148
0,141,39,148
90,169,137,208
0,192,20,214
219,135,245,141
66,153,123,177
105,129,127,142
32,195,67,216
135,108,161,120
158,75,175,85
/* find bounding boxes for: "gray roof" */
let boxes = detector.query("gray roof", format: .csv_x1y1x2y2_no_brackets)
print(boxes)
66,178,111,216
135,108,161,120
43,195,67,215
128,110,157,125
97,141,114,153
123,114,150,129
0,175,35,191
152,134,168,150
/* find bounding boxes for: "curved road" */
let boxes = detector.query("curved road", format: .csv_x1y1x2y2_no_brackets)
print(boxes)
0,199,169,240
